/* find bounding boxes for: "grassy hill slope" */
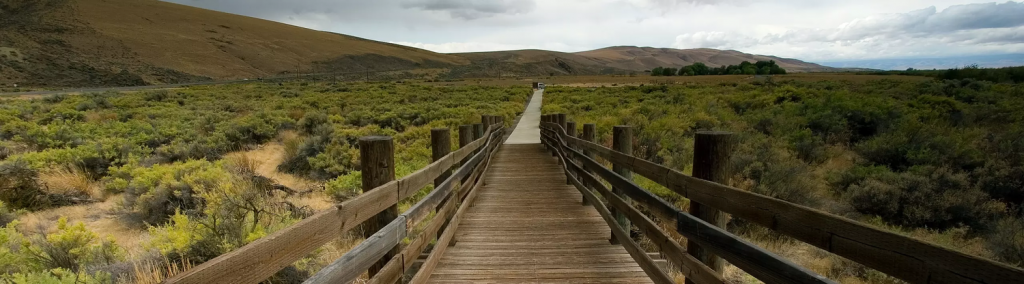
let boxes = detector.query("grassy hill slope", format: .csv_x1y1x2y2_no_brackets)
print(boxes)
0,0,467,87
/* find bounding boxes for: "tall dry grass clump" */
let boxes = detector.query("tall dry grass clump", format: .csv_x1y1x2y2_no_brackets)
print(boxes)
39,166,103,200
120,258,195,284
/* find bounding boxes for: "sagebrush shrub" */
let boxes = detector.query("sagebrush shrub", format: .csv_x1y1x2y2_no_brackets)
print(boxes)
0,161,49,210
987,217,1024,266
844,167,1004,230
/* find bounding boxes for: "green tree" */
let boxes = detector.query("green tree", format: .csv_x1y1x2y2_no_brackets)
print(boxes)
651,67,664,76
663,68,678,76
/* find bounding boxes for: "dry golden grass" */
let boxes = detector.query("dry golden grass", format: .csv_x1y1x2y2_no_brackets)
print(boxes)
290,193,335,212
38,167,103,200
119,258,195,284
16,196,152,255
84,111,118,123
224,140,318,192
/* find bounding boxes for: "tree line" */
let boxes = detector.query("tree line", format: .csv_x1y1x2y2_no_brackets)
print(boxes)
858,65,1024,83
650,60,788,76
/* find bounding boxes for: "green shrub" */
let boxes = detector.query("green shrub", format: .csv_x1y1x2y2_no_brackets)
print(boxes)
844,167,1004,230
111,160,231,224
987,217,1024,266
297,112,329,135
0,201,19,226
790,128,827,163
0,160,49,210
3,268,112,284
0,217,123,278
325,172,361,202
730,135,821,207
31,218,124,271
975,161,1024,206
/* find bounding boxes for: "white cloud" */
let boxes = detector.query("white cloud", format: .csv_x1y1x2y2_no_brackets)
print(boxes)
670,1,1024,60
165,0,1024,62
400,0,536,20
672,32,759,50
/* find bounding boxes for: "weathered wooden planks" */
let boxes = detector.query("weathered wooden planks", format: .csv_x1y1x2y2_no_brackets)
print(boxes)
423,144,655,283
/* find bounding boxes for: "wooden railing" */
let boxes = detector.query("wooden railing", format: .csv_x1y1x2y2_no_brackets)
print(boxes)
167,114,509,284
539,113,1024,284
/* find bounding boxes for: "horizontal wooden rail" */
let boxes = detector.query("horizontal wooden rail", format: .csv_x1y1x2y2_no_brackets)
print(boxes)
546,120,1024,284
547,136,725,284
167,124,503,284
543,135,676,284
541,124,832,284
409,129,503,284
368,126,504,284
306,125,504,283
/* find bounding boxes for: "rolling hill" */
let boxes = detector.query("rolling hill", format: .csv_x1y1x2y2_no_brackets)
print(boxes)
0,0,833,87
0,0,466,87
575,46,834,73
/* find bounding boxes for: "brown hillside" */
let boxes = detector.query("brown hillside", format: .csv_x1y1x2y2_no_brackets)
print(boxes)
575,46,834,72
0,0,833,87
0,0,467,87
449,49,624,77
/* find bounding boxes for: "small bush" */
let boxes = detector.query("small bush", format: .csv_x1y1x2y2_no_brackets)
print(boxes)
297,112,329,135
843,167,1004,231
0,161,49,210
324,171,361,202
987,217,1024,266
730,135,821,207
0,201,20,226
112,160,230,224
0,217,123,278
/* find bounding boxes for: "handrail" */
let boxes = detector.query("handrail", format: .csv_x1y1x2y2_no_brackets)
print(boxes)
304,124,504,283
408,128,504,284
540,122,833,284
166,123,504,284
543,118,1024,284
542,128,724,284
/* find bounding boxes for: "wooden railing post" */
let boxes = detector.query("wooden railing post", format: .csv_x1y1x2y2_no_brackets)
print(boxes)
458,125,474,184
431,128,452,187
359,136,398,277
431,128,453,247
686,131,735,282
565,121,577,185
581,123,596,206
556,113,567,132
458,125,473,149
549,115,559,157
473,123,484,141
610,125,632,244
481,115,492,128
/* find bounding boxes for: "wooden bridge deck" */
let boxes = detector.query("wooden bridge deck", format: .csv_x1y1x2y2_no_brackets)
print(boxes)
427,143,652,283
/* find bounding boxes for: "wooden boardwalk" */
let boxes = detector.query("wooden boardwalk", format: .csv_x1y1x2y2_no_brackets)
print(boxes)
427,144,653,283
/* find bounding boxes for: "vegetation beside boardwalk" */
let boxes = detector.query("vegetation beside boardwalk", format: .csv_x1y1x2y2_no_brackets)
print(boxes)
542,77,1024,282
0,81,528,283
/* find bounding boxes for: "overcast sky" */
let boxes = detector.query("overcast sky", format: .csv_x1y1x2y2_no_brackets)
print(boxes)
163,0,1024,62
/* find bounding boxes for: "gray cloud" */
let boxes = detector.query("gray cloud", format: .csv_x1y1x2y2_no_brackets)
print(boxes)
924,1,1024,32
162,0,1024,62
674,1,1024,59
400,0,536,20
770,2,1024,44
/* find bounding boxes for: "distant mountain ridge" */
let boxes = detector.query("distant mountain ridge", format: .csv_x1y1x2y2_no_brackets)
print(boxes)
0,0,832,87
573,46,834,73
